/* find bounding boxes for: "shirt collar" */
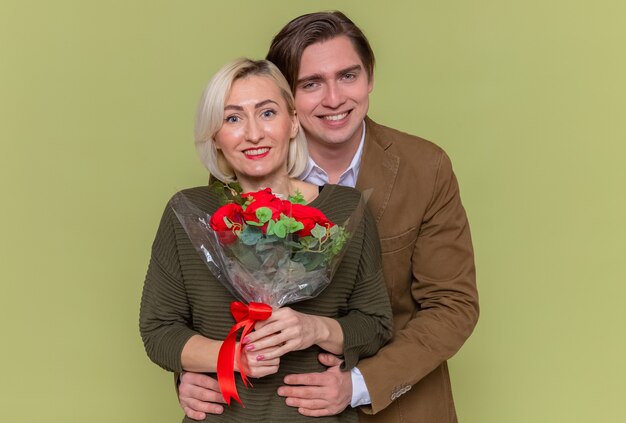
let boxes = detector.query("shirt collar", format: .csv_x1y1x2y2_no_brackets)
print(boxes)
300,121,366,188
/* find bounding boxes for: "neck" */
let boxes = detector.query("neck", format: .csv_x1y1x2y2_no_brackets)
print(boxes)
307,139,361,185
238,175,295,199
237,176,319,203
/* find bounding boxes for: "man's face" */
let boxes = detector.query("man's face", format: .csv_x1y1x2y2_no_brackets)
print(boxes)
294,36,373,150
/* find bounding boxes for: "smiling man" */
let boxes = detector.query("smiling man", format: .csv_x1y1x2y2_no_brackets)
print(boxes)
291,35,373,185
177,11,479,423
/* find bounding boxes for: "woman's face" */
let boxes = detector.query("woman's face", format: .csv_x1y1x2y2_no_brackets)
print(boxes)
214,75,299,184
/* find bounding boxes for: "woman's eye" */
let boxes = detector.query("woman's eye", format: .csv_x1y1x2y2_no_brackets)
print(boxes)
261,109,276,119
225,115,240,123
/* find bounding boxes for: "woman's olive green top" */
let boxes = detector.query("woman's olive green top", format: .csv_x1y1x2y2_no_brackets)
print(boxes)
140,184,392,422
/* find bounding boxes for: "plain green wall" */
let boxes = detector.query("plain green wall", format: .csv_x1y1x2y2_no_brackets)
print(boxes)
1,1,625,421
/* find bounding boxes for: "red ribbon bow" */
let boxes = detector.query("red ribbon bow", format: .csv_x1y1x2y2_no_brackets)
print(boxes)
217,301,272,406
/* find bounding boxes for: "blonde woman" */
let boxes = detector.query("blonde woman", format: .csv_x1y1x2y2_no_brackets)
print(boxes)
140,59,392,423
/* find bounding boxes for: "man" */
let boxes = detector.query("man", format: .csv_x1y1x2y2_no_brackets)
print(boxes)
178,11,478,422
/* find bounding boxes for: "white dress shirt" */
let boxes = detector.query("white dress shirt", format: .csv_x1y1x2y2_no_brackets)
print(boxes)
299,122,365,188
299,121,372,407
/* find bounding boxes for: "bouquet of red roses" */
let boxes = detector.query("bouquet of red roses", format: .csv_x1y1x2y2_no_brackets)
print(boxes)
172,185,354,308
171,184,367,405
207,187,348,306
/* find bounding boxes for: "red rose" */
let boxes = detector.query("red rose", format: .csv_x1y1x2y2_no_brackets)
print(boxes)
241,189,287,232
240,188,277,204
289,204,335,237
210,203,244,244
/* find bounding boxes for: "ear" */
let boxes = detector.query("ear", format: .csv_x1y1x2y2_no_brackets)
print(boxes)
212,137,221,150
367,74,374,94
290,112,299,139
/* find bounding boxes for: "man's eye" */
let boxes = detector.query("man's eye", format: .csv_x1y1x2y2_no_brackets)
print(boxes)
301,81,318,90
343,73,356,80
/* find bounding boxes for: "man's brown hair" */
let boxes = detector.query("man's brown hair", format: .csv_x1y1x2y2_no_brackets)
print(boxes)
266,11,375,92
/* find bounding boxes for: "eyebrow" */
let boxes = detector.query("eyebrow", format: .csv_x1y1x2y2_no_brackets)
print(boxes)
224,99,279,111
296,64,363,85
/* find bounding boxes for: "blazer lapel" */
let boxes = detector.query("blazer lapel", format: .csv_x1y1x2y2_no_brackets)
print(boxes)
356,117,399,223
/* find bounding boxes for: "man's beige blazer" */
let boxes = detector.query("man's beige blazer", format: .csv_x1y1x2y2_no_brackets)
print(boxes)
355,117,479,423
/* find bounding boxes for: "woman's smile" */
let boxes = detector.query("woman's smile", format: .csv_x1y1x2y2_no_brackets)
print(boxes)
243,147,271,159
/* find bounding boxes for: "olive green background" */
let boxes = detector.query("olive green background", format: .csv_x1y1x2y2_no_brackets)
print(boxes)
1,1,624,421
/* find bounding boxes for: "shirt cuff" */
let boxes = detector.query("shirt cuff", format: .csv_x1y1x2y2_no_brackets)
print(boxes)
350,367,372,407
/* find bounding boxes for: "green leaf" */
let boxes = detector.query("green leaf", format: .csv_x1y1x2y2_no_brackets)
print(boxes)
285,240,303,250
273,220,287,238
228,242,262,270
209,180,243,206
266,219,276,235
304,252,326,271
292,251,326,271
298,236,318,249
255,239,274,252
310,224,327,240
240,226,262,245
278,215,304,234
255,207,273,223
287,190,306,205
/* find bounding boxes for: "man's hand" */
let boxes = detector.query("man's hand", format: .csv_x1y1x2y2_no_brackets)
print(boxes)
178,372,225,420
277,353,352,417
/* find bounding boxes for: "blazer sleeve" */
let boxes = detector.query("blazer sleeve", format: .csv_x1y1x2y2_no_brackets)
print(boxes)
139,202,199,373
357,151,479,414
336,206,394,369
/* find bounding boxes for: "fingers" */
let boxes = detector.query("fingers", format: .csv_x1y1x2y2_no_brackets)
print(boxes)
180,383,225,404
278,367,352,417
285,396,330,410
180,390,224,417
283,371,327,386
246,315,290,344
178,372,225,418
288,398,340,417
181,406,207,421
318,352,343,367
298,405,344,417
181,399,223,418
243,332,289,356
180,371,222,392
277,384,348,416
277,384,318,398
242,348,280,378
247,308,301,342
244,310,316,357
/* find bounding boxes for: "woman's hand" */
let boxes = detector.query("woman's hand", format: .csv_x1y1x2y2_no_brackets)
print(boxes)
241,308,344,360
239,343,281,378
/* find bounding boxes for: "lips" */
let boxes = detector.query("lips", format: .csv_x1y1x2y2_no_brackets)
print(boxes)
243,147,270,158
321,111,349,121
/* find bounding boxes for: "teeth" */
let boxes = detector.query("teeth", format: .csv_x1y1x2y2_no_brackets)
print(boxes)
244,147,269,156
323,112,348,121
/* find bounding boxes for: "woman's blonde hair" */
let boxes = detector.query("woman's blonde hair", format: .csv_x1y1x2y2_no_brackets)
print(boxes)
194,58,308,183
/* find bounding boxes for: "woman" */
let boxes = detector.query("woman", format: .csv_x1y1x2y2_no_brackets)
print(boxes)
139,59,392,422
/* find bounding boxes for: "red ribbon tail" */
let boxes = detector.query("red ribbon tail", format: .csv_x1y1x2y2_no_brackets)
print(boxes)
216,302,273,407
217,327,243,406
238,321,257,388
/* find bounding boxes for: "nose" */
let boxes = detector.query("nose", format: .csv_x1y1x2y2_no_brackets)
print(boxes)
321,81,345,109
244,118,264,143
